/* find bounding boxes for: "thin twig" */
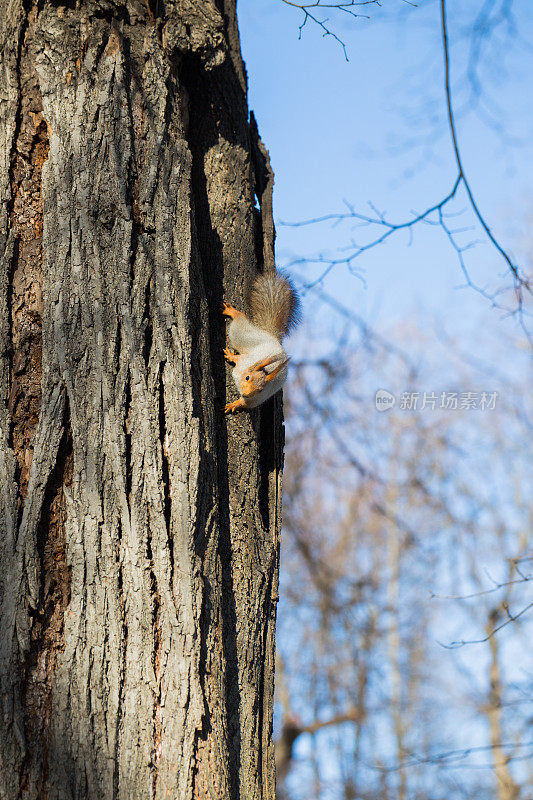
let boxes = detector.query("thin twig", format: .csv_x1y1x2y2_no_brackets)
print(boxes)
430,572,532,601
368,740,533,772
280,0,384,60
438,601,533,648
440,0,526,292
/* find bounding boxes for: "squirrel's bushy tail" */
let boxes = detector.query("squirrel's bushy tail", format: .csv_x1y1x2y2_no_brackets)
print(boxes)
249,273,301,341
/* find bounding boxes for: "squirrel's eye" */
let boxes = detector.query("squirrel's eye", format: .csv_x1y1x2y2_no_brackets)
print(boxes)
245,376,250,381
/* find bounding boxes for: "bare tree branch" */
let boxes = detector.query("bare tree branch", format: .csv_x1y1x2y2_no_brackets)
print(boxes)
430,568,532,601
439,601,533,648
369,740,533,772
280,0,381,60
280,0,531,322
280,0,417,61
440,0,527,295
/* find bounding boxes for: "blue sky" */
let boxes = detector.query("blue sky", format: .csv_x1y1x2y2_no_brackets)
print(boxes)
238,0,533,353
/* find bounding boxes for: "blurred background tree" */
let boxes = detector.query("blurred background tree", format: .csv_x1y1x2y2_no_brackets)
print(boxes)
275,330,532,799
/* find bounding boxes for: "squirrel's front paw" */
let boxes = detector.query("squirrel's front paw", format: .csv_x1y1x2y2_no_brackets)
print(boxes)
224,398,247,414
223,347,239,365
221,301,235,317
221,302,245,320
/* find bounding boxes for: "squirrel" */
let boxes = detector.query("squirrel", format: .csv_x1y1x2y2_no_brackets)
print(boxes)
222,273,300,414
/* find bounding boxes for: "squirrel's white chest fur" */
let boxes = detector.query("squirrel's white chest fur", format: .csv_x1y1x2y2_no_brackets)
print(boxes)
228,316,288,408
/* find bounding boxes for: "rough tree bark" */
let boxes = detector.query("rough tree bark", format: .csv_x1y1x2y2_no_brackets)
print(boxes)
0,1,283,798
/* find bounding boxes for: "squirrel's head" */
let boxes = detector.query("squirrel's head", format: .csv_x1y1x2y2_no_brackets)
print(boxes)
240,356,289,398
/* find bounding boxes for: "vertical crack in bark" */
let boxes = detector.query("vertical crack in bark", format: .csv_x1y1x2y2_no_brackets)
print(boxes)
147,532,162,799
127,97,140,304
250,111,276,274
257,548,279,800
20,399,73,798
114,311,122,370
8,5,47,509
219,533,241,800
191,574,211,799
114,517,128,800
124,369,132,513
145,0,164,41
151,364,169,795
256,570,272,798
158,365,173,575
142,278,153,369
257,404,276,534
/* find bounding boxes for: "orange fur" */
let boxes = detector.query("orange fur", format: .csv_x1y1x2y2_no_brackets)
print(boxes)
240,357,288,398
221,302,246,321
224,398,248,414
223,347,239,365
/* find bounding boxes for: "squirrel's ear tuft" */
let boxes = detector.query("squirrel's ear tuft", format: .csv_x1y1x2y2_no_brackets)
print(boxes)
264,359,289,382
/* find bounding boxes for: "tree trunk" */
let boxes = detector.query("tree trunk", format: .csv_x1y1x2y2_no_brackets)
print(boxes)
486,610,521,800
0,1,283,798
